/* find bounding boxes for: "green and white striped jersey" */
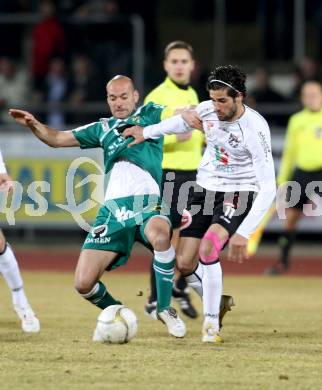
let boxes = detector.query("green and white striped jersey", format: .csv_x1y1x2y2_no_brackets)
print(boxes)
72,102,165,195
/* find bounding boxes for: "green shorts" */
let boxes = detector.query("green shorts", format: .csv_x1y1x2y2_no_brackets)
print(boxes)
82,195,170,270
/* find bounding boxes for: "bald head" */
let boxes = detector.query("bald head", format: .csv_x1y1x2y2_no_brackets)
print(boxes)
301,81,322,112
106,75,135,91
106,75,139,119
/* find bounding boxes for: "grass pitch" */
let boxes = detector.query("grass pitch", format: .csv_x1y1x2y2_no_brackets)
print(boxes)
0,272,321,390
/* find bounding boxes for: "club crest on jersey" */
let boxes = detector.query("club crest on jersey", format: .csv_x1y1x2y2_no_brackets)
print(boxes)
91,225,108,238
152,204,162,212
131,116,141,124
228,133,240,148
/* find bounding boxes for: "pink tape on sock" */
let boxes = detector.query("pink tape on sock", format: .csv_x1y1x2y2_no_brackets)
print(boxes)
199,230,227,264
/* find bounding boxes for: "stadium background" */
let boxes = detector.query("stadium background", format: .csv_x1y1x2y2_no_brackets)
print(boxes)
1,2,322,390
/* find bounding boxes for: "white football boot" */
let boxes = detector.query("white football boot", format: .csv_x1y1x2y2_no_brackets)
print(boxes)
157,307,186,338
14,305,40,333
202,320,223,343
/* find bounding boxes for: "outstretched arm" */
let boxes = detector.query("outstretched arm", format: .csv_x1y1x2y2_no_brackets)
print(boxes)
9,109,80,148
123,110,203,147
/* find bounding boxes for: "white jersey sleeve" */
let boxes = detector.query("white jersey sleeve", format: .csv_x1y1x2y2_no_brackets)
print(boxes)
142,100,213,140
195,100,215,118
236,120,276,239
143,114,191,139
0,148,7,174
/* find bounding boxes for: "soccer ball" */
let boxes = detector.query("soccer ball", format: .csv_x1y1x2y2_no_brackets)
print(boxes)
93,304,138,344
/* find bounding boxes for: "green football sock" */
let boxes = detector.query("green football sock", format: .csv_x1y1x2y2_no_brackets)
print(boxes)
153,258,175,312
82,280,121,310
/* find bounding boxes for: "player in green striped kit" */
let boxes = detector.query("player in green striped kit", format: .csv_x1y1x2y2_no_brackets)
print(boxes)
9,75,186,339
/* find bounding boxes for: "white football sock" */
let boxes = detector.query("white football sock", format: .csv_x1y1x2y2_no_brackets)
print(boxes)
185,262,203,297
0,244,29,308
202,261,222,332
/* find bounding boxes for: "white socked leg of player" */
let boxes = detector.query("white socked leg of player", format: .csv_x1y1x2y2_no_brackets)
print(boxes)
199,223,236,343
201,261,223,343
185,259,235,334
185,261,203,297
0,241,40,333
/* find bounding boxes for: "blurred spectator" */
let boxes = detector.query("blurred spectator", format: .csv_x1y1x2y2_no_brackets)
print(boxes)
74,0,120,17
54,0,84,15
0,57,29,124
247,67,286,126
67,54,104,124
67,55,102,103
44,58,67,129
248,67,285,105
265,80,322,275
72,0,131,82
32,0,66,91
291,57,321,100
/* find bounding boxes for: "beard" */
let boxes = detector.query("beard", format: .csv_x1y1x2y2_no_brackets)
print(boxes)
219,103,238,121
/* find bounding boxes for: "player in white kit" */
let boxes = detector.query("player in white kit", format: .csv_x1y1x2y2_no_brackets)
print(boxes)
0,149,40,333
124,65,276,343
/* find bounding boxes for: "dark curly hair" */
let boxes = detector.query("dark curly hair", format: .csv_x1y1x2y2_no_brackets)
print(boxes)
207,65,247,98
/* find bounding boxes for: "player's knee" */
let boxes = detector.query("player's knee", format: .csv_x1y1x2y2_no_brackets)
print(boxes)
74,277,94,295
199,239,214,258
199,230,226,264
145,217,171,250
177,262,193,276
149,230,170,251
176,256,194,276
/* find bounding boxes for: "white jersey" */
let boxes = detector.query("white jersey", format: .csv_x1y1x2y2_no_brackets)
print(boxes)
143,101,276,238
196,101,272,192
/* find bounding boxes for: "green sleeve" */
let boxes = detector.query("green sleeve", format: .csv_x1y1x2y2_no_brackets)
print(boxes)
143,102,165,125
72,122,102,149
277,116,297,185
